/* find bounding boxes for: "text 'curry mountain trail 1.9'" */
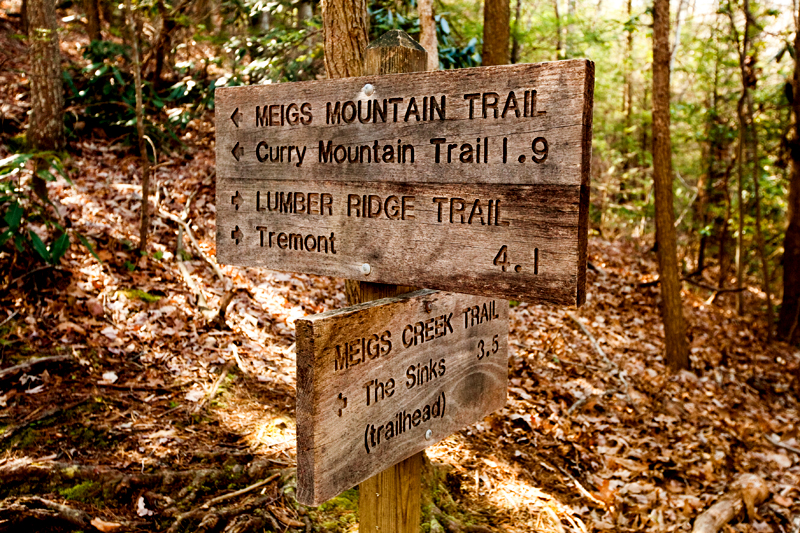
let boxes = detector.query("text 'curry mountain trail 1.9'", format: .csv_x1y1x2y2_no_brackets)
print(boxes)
215,60,593,305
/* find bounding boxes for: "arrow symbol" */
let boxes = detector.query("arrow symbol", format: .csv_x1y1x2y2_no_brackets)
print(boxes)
230,107,242,128
337,393,348,417
231,191,243,210
231,225,243,245
231,142,244,161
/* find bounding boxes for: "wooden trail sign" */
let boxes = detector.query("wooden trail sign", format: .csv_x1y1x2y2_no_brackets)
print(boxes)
215,59,594,305
296,289,508,505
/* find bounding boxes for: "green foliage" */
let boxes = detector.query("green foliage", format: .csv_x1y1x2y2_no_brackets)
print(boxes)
0,153,73,265
64,39,217,147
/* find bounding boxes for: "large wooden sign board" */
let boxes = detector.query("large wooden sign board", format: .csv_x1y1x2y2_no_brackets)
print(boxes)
215,60,594,305
296,290,508,505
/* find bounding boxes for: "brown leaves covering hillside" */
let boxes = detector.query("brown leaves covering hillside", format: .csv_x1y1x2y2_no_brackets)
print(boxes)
1,10,800,533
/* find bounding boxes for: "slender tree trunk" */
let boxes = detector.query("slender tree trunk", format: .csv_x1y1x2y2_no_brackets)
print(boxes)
418,0,438,71
483,0,510,65
510,0,522,63
623,0,633,168
85,0,101,41
565,0,576,58
696,48,721,274
27,0,65,203
669,0,685,72
152,0,176,85
778,7,800,340
746,88,774,337
653,0,690,370
322,0,369,78
735,94,746,314
298,1,313,23
718,161,733,289
125,0,151,253
554,0,563,59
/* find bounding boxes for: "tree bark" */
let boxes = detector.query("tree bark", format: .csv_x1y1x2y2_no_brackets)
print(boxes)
778,6,800,340
85,0,101,41
27,0,65,203
510,0,522,64
322,0,369,78
27,0,64,153
652,0,689,370
418,0,438,71
554,0,563,59
125,0,151,253
483,0,510,65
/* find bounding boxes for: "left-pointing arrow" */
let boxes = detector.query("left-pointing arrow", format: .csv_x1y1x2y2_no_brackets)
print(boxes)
230,108,242,128
231,142,244,161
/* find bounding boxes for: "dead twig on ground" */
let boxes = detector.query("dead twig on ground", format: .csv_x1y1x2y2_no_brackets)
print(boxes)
201,473,280,509
567,313,639,414
765,434,800,455
692,474,769,533
0,354,72,382
1,397,89,441
192,361,234,414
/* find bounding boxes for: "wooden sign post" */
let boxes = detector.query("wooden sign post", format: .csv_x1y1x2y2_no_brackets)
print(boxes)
214,29,594,533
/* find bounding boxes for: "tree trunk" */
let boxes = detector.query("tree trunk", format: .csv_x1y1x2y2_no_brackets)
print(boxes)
125,0,151,253
623,0,633,168
27,0,65,203
652,0,690,370
418,0,438,71
322,0,369,78
85,0,101,41
298,1,312,23
152,0,176,86
510,0,522,63
483,0,510,65
778,7,800,340
554,0,563,59
27,0,64,153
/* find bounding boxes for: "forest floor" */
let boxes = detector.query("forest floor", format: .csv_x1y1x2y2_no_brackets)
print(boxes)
2,10,800,533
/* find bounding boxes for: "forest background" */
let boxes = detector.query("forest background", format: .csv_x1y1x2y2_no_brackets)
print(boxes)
0,0,800,532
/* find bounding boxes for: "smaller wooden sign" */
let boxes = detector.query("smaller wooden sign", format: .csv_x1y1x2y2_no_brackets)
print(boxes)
296,290,508,505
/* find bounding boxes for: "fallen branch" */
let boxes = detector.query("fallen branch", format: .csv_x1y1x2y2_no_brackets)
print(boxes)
159,209,227,287
192,361,235,414
1,397,89,441
0,496,92,532
765,434,800,455
692,474,769,533
0,355,72,382
567,313,638,414
201,473,280,509
551,462,609,511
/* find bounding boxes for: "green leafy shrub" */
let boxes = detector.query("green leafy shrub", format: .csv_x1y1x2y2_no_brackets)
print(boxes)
0,153,97,267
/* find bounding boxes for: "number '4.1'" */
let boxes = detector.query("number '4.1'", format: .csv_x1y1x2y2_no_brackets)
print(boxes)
493,245,538,274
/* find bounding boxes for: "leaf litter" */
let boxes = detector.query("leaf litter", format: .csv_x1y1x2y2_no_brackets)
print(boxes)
0,14,799,533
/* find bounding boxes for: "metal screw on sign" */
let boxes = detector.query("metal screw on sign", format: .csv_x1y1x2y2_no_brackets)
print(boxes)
425,429,432,440
363,83,375,96
361,263,371,275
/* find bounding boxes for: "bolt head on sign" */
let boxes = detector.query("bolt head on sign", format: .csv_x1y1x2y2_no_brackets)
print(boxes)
214,60,594,306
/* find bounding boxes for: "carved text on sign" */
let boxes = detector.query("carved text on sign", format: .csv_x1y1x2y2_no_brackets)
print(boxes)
216,60,593,305
296,290,509,505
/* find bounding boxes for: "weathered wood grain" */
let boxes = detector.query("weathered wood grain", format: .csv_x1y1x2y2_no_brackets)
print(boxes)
216,180,583,305
215,60,593,186
354,32,427,533
296,289,508,506
215,59,593,306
